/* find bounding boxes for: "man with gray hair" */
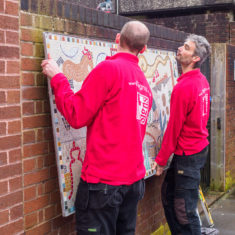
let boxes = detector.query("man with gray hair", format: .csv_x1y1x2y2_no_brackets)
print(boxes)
42,21,152,235
152,34,211,235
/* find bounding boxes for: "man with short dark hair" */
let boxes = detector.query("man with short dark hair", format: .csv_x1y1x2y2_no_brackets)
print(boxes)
42,21,152,235
152,34,211,235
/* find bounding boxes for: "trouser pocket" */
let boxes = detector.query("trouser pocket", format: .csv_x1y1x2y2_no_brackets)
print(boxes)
88,183,122,209
75,179,89,210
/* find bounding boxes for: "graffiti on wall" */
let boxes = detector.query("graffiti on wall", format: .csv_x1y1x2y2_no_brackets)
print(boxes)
43,32,178,216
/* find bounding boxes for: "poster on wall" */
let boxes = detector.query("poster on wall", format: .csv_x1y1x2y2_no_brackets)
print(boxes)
43,32,178,217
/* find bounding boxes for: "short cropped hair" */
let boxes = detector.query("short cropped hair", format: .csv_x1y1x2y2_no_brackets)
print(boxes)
120,21,150,53
186,34,211,68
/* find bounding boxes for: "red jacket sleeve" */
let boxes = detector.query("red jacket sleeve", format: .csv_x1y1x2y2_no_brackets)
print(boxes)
50,64,110,129
155,85,188,166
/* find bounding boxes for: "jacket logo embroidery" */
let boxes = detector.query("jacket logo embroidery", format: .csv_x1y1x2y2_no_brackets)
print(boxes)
137,92,149,125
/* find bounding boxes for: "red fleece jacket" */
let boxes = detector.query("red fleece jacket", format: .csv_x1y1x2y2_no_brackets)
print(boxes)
51,52,152,185
155,69,210,166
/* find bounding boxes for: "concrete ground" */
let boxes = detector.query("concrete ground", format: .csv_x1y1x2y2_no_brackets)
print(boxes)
200,187,235,235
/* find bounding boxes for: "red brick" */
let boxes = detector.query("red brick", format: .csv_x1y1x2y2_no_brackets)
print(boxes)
23,115,51,129
37,183,44,196
25,221,51,235
0,92,6,105
0,152,7,166
21,12,33,27
45,179,57,193
0,121,6,135
21,28,43,43
24,186,36,201
0,135,21,150
50,190,60,204
45,205,55,220
6,90,20,103
38,210,43,223
23,142,48,158
7,60,20,74
23,87,48,100
21,72,35,86
6,31,19,45
9,148,21,163
10,204,23,220
24,194,50,214
44,153,55,167
0,0,4,13
0,75,20,89
37,156,44,169
52,215,74,230
44,127,53,141
0,60,5,73
36,128,44,142
0,210,9,226
0,15,19,30
8,120,21,134
21,58,42,71
0,46,19,59
56,201,62,214
0,31,4,45
0,219,23,235
36,101,43,114
5,1,19,16
48,140,55,153
0,181,8,196
23,130,36,144
0,163,22,180
23,101,34,115
21,42,33,56
23,158,36,173
36,73,47,86
50,165,57,178
9,176,22,192
0,106,20,119
0,191,23,210
24,168,50,186
25,212,37,229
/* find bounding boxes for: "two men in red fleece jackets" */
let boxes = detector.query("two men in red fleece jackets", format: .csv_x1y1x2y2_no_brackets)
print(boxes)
42,21,152,235
153,34,211,235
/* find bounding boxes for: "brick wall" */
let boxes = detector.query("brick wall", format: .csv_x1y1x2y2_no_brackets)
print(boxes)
143,11,232,44
1,0,188,234
226,45,235,189
0,0,23,234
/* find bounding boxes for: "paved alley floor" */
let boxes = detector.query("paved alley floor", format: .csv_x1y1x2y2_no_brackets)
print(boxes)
201,187,235,235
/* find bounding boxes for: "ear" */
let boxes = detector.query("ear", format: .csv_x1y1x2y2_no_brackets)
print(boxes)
115,33,120,44
139,45,147,54
192,55,200,63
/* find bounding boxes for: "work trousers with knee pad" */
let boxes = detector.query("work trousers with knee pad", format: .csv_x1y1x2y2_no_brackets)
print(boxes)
75,178,145,235
161,146,208,235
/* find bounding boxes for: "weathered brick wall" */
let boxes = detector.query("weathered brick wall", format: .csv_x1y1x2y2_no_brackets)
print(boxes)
225,45,235,189
0,0,23,234
1,0,188,234
230,22,235,45
143,11,232,44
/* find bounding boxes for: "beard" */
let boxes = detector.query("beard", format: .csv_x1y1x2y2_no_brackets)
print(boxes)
176,55,192,66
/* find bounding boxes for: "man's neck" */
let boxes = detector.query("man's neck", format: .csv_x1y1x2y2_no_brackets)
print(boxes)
181,64,195,74
117,45,138,56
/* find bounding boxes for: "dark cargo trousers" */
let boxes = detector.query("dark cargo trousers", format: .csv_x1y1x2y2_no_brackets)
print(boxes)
75,178,145,235
161,146,208,235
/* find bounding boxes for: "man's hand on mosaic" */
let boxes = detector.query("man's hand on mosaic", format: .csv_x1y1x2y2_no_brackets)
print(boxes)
41,54,61,79
152,162,164,176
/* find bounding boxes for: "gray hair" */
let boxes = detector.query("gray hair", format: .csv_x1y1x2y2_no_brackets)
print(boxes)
186,34,211,68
